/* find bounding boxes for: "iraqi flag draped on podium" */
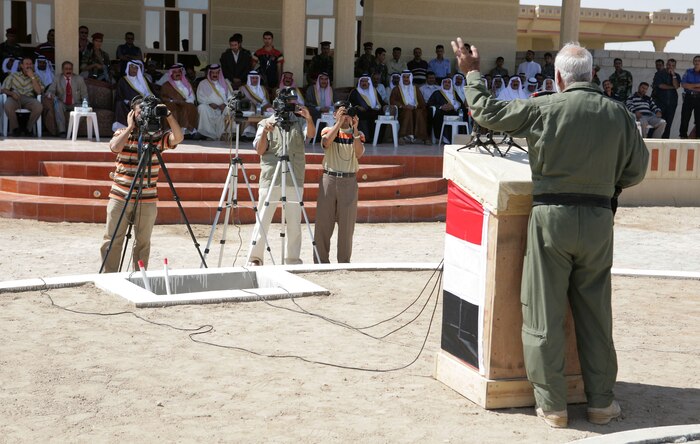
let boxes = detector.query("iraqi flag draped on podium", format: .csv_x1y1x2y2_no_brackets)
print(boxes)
442,181,489,373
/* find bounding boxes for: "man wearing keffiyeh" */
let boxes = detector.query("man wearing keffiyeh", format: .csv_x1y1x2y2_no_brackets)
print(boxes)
160,63,200,138
389,70,429,144
196,64,234,140
349,74,384,142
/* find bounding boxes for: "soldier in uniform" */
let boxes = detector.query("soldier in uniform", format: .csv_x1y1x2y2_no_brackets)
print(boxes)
451,38,649,428
609,58,633,102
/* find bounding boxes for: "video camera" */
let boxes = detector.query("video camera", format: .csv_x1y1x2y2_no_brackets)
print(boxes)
226,90,252,118
136,95,169,134
272,87,300,122
333,100,357,118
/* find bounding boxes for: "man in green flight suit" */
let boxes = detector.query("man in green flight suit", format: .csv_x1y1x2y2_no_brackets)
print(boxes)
451,38,649,428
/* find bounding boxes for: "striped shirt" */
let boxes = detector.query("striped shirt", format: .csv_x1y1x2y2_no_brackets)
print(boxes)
108,130,175,202
625,93,661,117
1,71,43,97
321,127,364,173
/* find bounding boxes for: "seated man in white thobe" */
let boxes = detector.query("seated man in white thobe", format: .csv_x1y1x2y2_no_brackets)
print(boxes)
196,64,234,140
240,70,271,138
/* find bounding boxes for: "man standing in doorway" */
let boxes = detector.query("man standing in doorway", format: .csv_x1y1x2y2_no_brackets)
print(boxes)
253,31,284,90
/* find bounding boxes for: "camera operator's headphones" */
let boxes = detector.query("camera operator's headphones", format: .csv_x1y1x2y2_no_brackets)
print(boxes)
333,100,351,110
130,95,145,109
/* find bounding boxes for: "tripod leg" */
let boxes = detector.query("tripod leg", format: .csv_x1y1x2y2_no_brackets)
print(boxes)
154,149,209,268
286,161,321,264
279,149,288,265
216,161,238,267
201,163,234,266
239,162,274,265
99,147,152,273
246,159,283,265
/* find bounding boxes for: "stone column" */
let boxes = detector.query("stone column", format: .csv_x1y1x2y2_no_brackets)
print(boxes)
282,0,306,85
54,0,79,74
560,0,581,47
334,0,356,88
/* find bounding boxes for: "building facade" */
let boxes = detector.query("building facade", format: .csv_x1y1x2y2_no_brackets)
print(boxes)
0,0,693,87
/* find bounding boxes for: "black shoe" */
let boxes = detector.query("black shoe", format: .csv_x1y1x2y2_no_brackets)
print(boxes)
11,128,22,137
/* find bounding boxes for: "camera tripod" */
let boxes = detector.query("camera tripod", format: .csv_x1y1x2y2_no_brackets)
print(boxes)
200,112,274,267
99,128,208,273
245,116,321,265
457,120,502,156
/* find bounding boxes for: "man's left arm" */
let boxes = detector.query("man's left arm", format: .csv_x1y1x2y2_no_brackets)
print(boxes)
618,114,649,190
165,112,184,148
297,106,315,141
351,116,365,159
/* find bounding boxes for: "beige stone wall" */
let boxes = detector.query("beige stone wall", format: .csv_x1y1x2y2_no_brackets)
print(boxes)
78,0,142,57
362,0,519,77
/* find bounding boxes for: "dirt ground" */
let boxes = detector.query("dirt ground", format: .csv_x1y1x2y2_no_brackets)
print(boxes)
0,207,699,443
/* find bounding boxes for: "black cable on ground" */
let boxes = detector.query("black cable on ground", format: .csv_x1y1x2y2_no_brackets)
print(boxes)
36,265,443,373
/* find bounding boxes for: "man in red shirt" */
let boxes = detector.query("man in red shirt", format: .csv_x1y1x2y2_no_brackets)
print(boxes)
252,31,284,91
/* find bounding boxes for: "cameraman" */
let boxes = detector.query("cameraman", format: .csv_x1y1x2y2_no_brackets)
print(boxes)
247,88,315,266
314,101,365,263
100,97,183,273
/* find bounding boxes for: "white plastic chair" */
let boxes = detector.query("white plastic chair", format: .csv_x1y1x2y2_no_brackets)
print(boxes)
438,115,470,146
66,108,100,142
1,93,42,137
312,113,336,146
372,115,399,147
429,106,437,145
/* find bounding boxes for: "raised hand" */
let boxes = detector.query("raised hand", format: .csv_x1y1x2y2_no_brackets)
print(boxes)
450,38,480,74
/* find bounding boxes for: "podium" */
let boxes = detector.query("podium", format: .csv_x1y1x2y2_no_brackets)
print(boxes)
435,145,586,409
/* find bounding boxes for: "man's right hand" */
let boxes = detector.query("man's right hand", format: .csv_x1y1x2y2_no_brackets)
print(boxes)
126,110,136,130
451,38,479,74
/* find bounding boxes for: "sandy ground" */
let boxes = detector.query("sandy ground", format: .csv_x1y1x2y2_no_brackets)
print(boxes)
0,207,699,442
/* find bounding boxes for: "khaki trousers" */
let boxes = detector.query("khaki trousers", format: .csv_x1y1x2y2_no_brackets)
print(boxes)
4,95,42,132
248,185,303,265
521,205,617,412
100,198,158,273
313,174,358,263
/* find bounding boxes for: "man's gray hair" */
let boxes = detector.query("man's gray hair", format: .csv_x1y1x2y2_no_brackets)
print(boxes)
554,42,593,86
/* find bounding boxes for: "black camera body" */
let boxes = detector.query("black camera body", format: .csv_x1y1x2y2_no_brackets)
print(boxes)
272,87,300,126
345,107,357,117
226,90,252,117
137,95,168,134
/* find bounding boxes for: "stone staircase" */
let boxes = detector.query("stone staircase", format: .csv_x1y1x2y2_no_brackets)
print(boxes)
0,149,447,224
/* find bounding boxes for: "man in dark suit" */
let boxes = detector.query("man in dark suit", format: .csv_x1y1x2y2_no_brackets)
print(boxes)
220,33,252,89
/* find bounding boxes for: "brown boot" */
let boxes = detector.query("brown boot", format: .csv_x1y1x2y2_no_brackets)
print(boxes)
536,407,568,428
587,400,621,425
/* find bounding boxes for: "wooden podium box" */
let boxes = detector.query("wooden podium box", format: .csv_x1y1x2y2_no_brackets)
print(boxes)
435,145,586,409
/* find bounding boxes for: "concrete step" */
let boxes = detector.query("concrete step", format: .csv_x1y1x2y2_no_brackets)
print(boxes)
0,190,447,224
39,161,406,183
0,175,447,202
